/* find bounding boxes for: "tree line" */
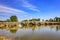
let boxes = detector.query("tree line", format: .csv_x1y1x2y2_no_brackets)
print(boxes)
0,15,60,22
45,17,60,22
0,15,18,22
22,17,60,22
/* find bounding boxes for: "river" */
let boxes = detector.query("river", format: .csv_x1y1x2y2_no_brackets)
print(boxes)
0,25,60,40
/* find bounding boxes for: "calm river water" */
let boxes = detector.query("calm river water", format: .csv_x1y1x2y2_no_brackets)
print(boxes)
0,25,60,40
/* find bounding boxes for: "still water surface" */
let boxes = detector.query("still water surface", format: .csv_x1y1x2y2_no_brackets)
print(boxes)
0,25,60,40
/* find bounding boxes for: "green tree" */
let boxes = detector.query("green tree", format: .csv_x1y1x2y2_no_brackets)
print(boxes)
6,19,10,22
29,18,40,21
54,17,60,22
23,20,28,22
49,18,53,22
36,18,40,21
45,20,49,22
10,15,18,22
0,20,3,22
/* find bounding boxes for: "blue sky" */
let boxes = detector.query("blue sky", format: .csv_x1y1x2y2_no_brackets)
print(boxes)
0,0,60,21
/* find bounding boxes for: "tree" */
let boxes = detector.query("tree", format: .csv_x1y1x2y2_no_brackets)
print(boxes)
45,20,49,22
54,17,60,22
10,15,18,22
29,18,40,21
49,18,53,22
36,18,40,21
23,20,28,22
6,19,10,22
54,17,58,22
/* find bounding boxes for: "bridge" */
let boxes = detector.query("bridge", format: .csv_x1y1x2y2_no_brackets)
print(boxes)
22,21,60,24
0,21,60,28
0,22,20,29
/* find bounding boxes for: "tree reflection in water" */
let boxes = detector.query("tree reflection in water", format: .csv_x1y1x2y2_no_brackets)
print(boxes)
10,29,17,33
0,25,60,40
50,25,60,31
56,25,60,31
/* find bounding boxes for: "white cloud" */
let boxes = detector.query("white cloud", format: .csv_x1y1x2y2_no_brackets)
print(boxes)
0,5,28,14
0,5,32,21
20,0,40,12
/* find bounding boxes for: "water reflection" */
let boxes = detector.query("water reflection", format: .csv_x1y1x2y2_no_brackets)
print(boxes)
0,25,60,32
56,25,60,31
0,25,60,40
10,29,17,33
